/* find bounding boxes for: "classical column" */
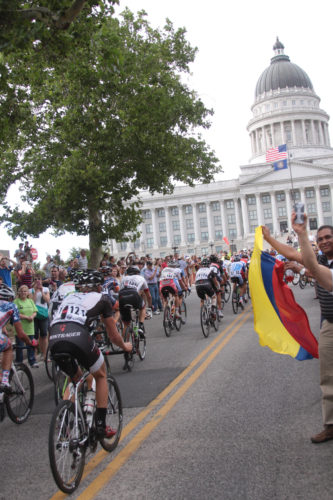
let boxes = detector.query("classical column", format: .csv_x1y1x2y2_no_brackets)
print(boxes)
192,203,200,246
271,192,279,235
255,193,263,226
302,120,307,145
311,120,316,144
206,202,214,242
270,124,274,146
164,207,172,248
291,120,296,146
151,208,158,250
255,130,260,155
315,186,324,226
318,121,324,145
240,196,249,237
220,200,228,239
178,204,185,247
280,122,284,144
300,187,305,204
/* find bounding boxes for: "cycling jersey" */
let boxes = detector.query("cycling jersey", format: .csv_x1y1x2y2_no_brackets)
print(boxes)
0,300,20,352
49,282,76,318
51,292,114,327
160,267,183,295
102,277,120,295
120,275,149,293
230,261,247,285
195,266,219,283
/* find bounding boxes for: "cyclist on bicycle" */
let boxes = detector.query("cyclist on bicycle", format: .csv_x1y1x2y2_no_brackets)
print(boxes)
209,255,224,319
0,284,37,392
119,266,152,337
49,270,132,438
230,255,248,306
159,260,187,320
100,265,120,321
195,258,220,310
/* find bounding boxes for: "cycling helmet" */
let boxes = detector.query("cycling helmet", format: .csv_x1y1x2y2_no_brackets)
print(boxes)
209,254,219,264
0,284,15,301
233,255,241,262
126,266,140,275
100,266,112,275
77,269,104,288
201,258,210,267
168,260,179,268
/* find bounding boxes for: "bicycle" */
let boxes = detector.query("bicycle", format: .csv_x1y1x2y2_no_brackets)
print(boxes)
48,352,122,494
200,295,218,338
122,304,147,371
232,282,243,314
163,292,182,337
0,345,34,424
223,280,231,303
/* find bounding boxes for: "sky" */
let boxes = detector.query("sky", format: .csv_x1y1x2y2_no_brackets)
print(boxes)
1,0,333,262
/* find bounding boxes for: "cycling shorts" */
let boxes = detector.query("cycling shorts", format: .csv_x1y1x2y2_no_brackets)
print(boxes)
196,280,216,300
0,332,11,353
49,321,103,375
160,279,182,297
231,276,244,286
119,289,145,323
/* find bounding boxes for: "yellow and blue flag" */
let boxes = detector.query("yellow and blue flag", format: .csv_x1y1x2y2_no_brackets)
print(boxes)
249,227,318,360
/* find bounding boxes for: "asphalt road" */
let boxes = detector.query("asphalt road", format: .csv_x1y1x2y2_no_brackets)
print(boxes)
1,283,330,500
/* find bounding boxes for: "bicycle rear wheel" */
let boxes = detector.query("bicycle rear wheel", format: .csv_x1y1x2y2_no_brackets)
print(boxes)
210,306,218,331
224,281,231,303
100,376,123,452
232,291,239,314
180,300,187,324
136,332,146,361
163,307,172,337
54,369,70,406
49,400,86,494
45,345,54,381
6,363,34,424
200,304,210,338
123,326,135,370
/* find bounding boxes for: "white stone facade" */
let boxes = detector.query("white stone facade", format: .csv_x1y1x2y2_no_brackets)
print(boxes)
110,41,333,257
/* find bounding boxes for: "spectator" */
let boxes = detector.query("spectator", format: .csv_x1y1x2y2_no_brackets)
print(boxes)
14,243,25,263
0,255,16,287
53,249,63,266
14,256,26,288
29,274,50,361
18,260,35,289
44,266,63,298
143,260,161,314
78,249,88,270
42,255,54,279
24,241,33,262
14,285,38,368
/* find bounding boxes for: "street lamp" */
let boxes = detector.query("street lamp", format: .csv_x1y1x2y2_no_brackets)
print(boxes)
172,245,178,256
209,240,214,254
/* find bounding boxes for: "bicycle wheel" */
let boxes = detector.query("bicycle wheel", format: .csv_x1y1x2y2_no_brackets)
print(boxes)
136,332,146,361
174,312,182,331
200,304,210,338
6,363,34,424
45,345,54,381
54,369,69,406
180,300,187,324
232,291,239,314
163,307,172,337
123,326,135,370
210,306,218,332
100,376,123,452
224,281,231,303
299,275,306,289
246,282,251,300
49,400,86,494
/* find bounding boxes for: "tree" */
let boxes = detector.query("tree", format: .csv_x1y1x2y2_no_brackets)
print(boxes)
0,9,221,267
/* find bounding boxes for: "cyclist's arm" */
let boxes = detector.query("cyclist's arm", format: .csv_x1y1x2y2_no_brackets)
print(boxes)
102,316,132,352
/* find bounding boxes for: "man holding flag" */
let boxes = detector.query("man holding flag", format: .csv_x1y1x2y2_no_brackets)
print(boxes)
257,221,333,444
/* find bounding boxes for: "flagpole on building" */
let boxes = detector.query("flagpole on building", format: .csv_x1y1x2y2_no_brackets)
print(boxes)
287,147,296,205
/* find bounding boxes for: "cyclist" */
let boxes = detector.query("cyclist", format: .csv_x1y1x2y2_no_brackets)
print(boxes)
0,284,37,392
160,260,186,320
49,270,132,438
119,266,152,337
100,265,120,321
195,258,220,311
230,255,248,307
209,255,224,319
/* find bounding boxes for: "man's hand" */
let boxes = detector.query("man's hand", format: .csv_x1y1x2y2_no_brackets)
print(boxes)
123,342,132,353
261,225,271,241
291,211,308,236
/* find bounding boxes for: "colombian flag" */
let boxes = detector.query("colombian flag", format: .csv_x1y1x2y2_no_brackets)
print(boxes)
249,227,318,360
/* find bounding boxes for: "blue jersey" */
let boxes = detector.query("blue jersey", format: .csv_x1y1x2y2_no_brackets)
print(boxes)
0,300,20,331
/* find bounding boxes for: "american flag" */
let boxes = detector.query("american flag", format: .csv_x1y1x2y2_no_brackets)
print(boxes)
266,144,287,163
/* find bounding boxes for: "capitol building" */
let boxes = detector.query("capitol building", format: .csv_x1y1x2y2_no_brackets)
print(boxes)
112,39,333,257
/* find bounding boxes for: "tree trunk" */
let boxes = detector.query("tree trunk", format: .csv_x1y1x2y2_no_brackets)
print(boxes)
88,207,103,269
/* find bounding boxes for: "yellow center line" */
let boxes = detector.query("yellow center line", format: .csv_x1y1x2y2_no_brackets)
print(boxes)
76,310,252,500
50,307,252,499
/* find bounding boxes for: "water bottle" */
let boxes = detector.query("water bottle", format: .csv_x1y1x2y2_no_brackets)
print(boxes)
133,325,139,338
83,390,95,427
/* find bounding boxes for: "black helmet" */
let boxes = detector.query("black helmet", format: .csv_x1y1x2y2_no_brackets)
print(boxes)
0,284,15,301
233,255,241,262
126,266,140,276
168,260,178,268
77,269,104,288
201,258,210,267
209,254,219,263
100,266,111,275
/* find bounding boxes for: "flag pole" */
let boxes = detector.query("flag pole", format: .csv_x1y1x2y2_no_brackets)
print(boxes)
287,147,296,205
